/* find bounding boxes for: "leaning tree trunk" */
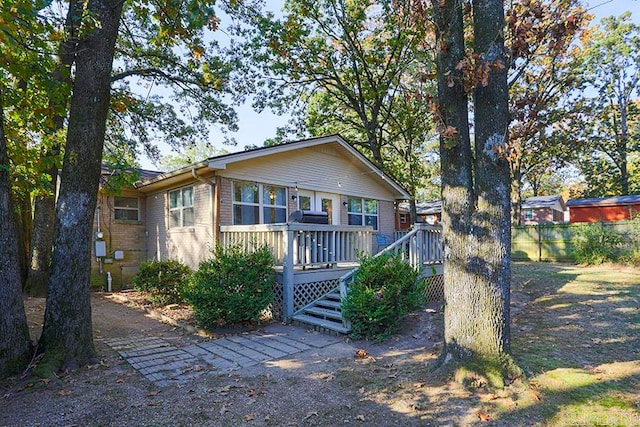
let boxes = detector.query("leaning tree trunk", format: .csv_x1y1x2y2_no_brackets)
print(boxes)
27,1,79,297
434,0,513,379
0,91,33,378
38,0,123,373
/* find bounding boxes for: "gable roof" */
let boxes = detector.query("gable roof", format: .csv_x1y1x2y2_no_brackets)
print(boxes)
135,135,411,199
566,195,640,207
521,195,565,210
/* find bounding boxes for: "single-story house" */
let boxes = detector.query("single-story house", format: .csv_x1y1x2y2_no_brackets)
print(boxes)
92,135,411,287
566,195,640,223
396,200,442,229
520,195,567,225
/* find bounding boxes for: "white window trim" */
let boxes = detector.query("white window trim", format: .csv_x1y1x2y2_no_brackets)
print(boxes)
114,196,140,222
169,186,194,228
232,181,288,225
347,197,379,231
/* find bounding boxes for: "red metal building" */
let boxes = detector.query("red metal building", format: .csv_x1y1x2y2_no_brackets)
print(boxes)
566,195,640,223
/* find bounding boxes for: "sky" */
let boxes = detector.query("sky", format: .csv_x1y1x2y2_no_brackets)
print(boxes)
137,0,640,171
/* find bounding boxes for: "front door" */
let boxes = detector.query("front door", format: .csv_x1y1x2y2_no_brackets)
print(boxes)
297,191,339,224
315,192,339,225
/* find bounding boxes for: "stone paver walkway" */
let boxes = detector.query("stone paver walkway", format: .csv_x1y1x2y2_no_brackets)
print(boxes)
104,325,343,387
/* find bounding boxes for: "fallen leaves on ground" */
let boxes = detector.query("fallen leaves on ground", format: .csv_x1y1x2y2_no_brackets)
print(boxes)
477,411,492,421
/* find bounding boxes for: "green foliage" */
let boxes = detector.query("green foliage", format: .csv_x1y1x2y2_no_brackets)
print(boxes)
185,244,275,328
572,13,640,196
573,222,622,264
342,253,424,342
234,0,434,199
133,259,192,305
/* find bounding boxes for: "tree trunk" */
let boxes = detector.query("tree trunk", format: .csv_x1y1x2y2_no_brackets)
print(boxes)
0,91,33,378
434,0,514,382
27,194,57,297
27,1,79,298
465,0,512,356
15,194,32,288
38,0,123,373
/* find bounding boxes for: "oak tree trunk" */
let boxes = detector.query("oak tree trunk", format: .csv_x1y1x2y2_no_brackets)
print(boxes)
434,0,512,375
38,0,123,372
0,92,33,378
27,1,79,298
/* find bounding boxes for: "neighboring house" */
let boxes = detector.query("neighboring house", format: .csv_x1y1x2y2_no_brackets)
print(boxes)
91,135,411,286
397,200,442,229
566,195,640,223
520,195,566,225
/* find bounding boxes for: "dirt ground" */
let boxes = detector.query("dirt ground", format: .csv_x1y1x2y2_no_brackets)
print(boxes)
1,293,471,426
2,262,639,426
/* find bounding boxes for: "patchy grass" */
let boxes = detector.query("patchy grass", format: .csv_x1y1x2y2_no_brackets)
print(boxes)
498,262,640,425
336,262,640,425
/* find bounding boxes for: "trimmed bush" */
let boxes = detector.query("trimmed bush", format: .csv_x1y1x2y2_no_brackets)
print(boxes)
185,244,276,328
573,222,622,265
342,253,424,342
132,259,192,306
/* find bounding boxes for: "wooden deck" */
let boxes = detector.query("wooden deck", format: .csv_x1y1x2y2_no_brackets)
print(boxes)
220,223,444,333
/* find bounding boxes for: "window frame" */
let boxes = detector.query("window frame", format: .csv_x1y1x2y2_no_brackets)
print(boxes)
347,197,379,231
232,181,288,225
524,208,534,220
113,196,140,222
168,186,195,228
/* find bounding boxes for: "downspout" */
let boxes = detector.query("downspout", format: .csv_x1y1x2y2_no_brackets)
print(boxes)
192,168,216,250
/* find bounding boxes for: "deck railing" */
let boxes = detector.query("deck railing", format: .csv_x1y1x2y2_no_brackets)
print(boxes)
339,223,443,309
220,223,374,318
219,223,373,267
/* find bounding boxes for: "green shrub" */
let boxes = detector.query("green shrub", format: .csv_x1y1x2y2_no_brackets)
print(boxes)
573,222,622,265
185,244,276,328
342,253,424,342
132,259,192,306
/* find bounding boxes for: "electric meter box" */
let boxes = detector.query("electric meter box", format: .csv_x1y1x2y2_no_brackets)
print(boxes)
114,250,124,260
95,241,107,257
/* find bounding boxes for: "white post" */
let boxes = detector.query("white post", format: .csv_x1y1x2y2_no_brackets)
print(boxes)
282,225,295,320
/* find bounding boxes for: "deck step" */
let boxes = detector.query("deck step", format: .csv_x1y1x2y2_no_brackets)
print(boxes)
316,299,341,309
325,292,341,301
291,314,349,334
303,306,343,321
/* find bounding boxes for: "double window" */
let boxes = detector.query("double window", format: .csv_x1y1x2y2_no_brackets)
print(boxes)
169,186,194,227
233,181,287,225
347,197,379,230
114,196,139,222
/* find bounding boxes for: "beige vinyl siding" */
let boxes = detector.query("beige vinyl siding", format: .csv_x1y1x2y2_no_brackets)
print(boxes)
215,143,396,202
146,181,214,269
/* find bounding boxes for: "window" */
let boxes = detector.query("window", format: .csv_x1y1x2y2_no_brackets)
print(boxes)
114,196,139,221
347,197,379,230
233,181,287,225
299,195,311,210
524,209,534,220
169,186,194,227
